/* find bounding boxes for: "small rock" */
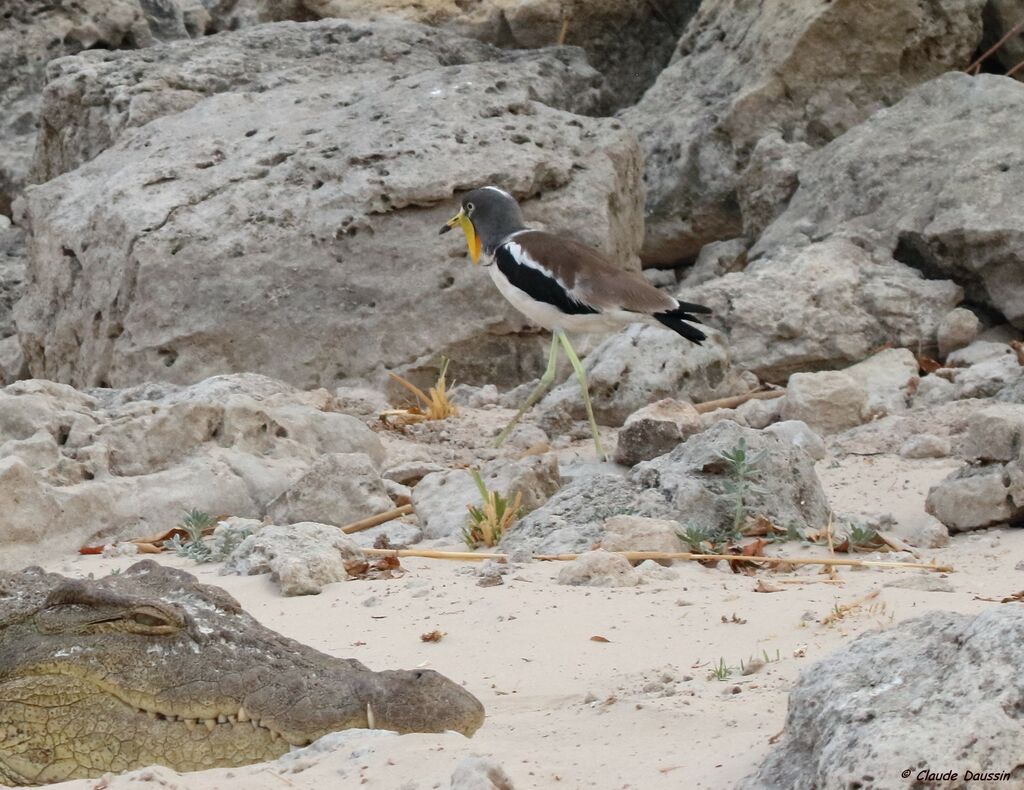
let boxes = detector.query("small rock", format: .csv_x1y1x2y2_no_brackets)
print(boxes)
926,464,1019,532
966,404,1024,462
898,434,951,459
906,517,950,549
764,420,826,461
613,399,703,466
222,522,362,596
557,550,641,588
450,755,515,790
346,521,422,550
101,542,140,558
642,268,678,288
599,515,685,563
636,559,679,582
937,308,980,357
883,575,955,593
735,395,783,429
781,371,868,435
680,238,749,287
475,559,508,588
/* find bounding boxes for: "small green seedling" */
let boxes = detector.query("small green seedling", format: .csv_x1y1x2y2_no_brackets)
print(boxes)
708,657,734,681
717,437,767,542
166,510,253,564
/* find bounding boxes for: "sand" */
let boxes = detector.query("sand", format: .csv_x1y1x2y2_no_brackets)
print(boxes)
16,449,1024,790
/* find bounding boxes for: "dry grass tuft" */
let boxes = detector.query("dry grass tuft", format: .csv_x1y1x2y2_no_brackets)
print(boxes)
382,358,457,427
463,470,522,549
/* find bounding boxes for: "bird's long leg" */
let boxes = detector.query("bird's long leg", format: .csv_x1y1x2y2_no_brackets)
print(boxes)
556,329,606,462
493,332,561,448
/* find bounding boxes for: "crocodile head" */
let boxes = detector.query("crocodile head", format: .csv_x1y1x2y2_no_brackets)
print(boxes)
0,560,484,785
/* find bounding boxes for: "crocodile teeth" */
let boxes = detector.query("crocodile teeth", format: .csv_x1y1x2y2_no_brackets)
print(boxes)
366,703,375,729
146,711,157,720
217,714,227,724
204,718,216,732
237,706,248,722
184,719,197,733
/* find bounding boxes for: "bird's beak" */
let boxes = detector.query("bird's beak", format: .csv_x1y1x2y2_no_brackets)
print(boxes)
439,208,481,264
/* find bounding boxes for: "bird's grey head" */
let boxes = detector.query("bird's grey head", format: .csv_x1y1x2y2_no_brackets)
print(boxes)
439,186,526,263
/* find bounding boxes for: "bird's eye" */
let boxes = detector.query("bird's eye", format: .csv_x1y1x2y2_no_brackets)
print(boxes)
465,202,475,214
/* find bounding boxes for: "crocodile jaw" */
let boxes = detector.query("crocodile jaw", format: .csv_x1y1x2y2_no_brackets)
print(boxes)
0,669,349,786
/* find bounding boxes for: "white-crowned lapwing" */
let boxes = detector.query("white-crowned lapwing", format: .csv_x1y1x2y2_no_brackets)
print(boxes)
440,186,711,461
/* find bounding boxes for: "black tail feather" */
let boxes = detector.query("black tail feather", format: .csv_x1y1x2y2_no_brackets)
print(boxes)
654,301,712,344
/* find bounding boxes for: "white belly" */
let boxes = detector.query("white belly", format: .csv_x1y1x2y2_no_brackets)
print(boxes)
487,262,648,334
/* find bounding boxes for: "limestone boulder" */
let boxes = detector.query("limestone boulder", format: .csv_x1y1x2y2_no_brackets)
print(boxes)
0,373,385,565
689,238,962,383
17,19,642,391
757,74,1024,329
620,0,985,264
503,421,830,554
0,0,259,217
537,327,750,429
598,515,685,563
261,0,700,110
741,607,1024,789
780,371,867,435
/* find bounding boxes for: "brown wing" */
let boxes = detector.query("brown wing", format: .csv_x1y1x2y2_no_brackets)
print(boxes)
511,231,676,314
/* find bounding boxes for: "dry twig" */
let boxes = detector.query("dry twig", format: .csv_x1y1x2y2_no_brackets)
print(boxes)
693,388,785,414
339,504,413,534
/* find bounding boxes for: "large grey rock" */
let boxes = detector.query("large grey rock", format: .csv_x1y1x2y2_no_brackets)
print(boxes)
17,19,642,391
780,371,867,435
740,607,1024,790
679,237,748,288
411,455,561,540
756,74,1024,329
537,327,750,429
0,0,258,216
621,0,985,264
764,420,826,461
925,463,1021,531
503,421,830,553
268,0,701,110
689,238,962,383
0,373,384,565
222,521,363,595
632,421,831,539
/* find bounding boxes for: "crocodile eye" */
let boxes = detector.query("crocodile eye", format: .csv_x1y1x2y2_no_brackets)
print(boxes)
131,611,169,627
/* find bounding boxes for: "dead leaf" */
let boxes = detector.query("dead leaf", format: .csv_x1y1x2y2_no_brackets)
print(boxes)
727,539,767,574
755,579,784,593
589,635,611,643
741,515,784,538
721,613,747,624
420,630,445,643
917,355,941,374
1010,340,1024,366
